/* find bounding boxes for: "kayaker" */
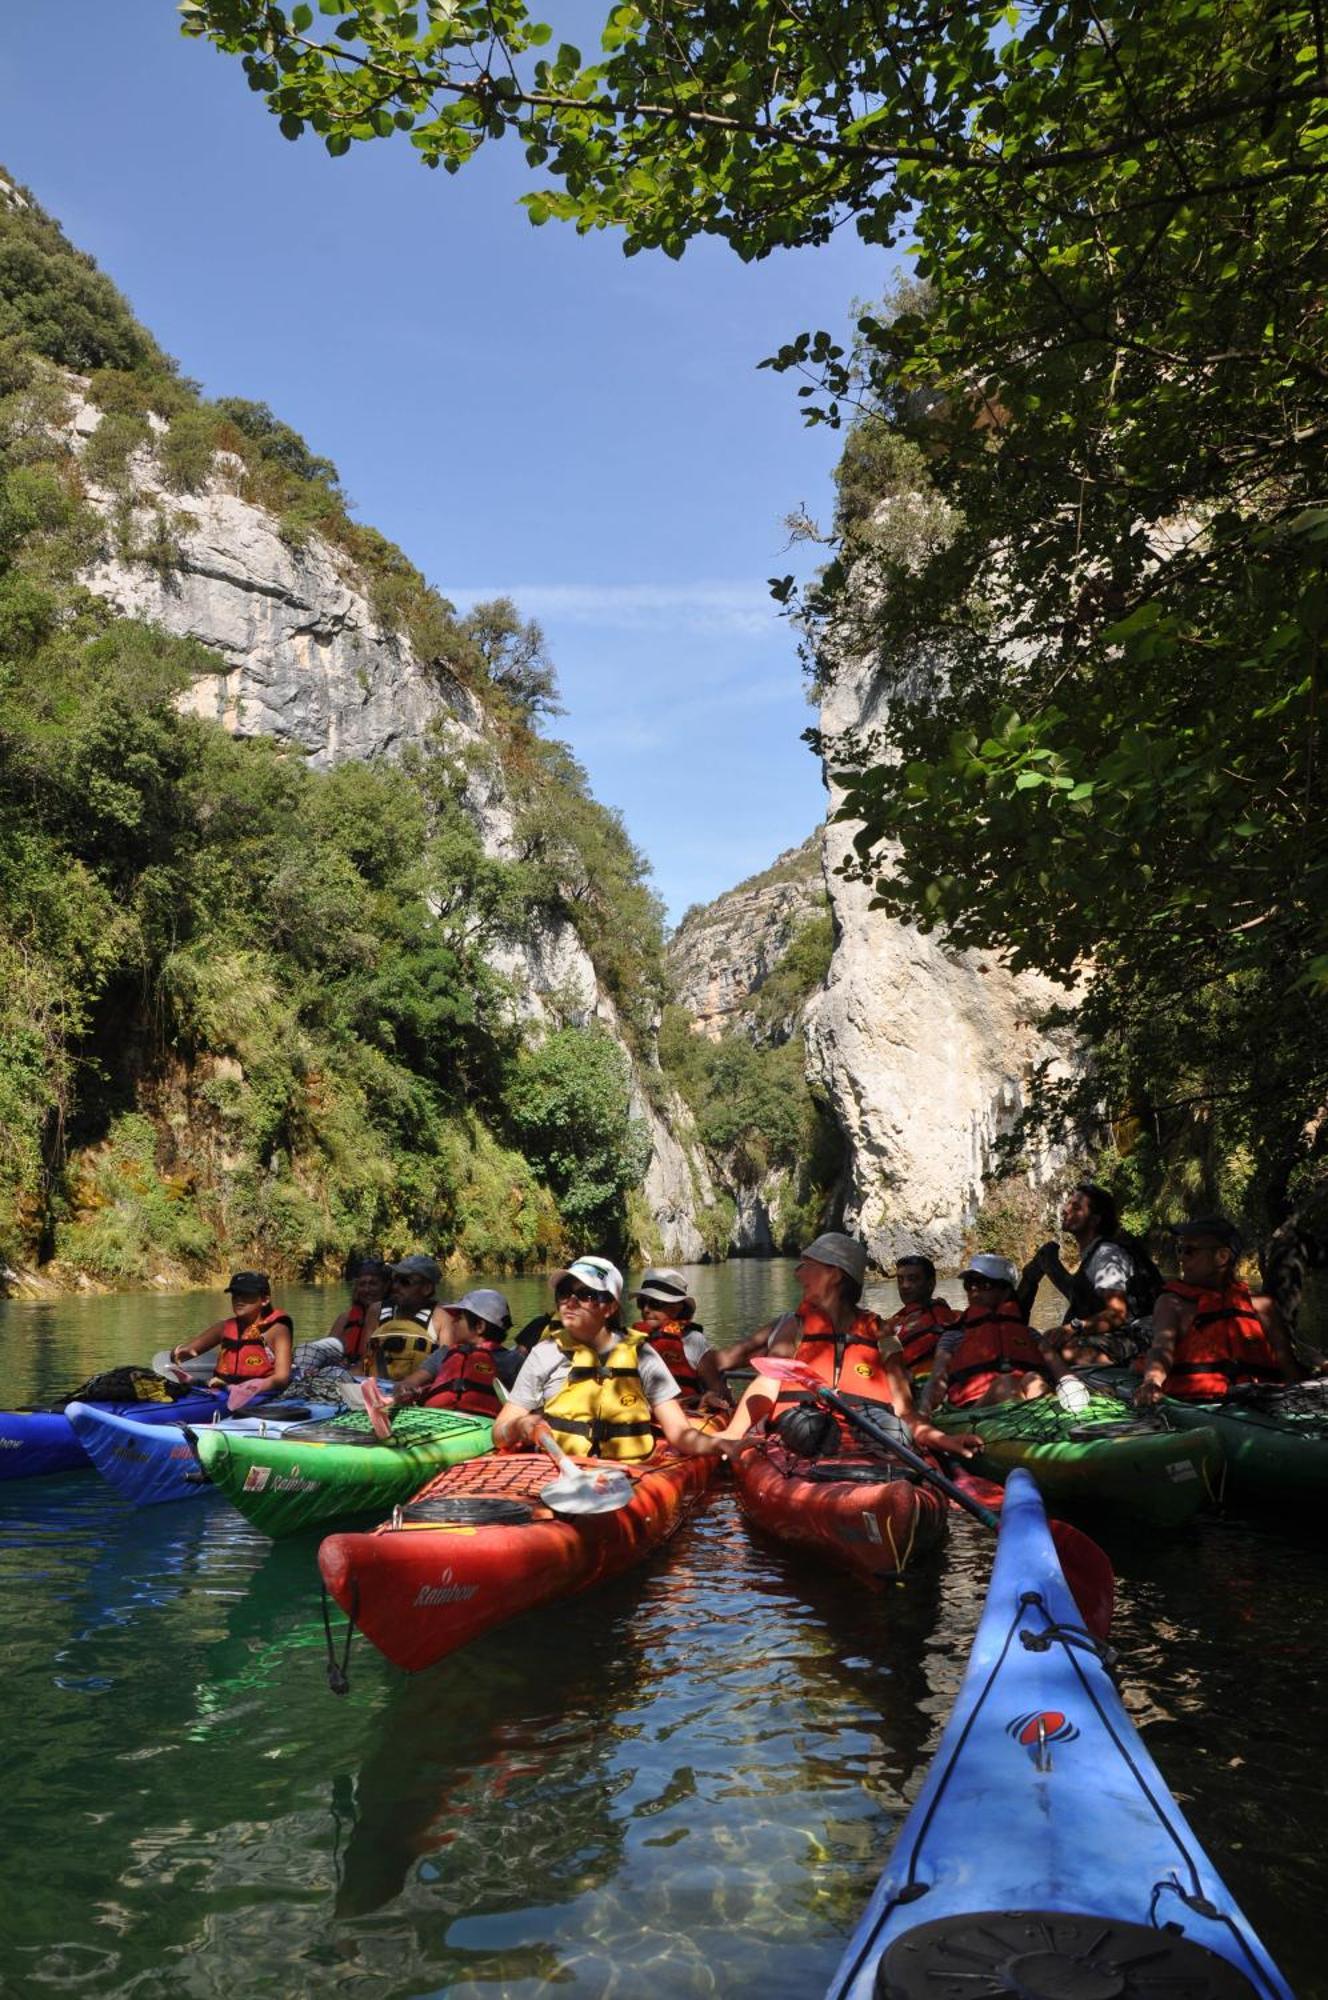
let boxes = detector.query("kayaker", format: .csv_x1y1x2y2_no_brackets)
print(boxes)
1136,1218,1299,1407
324,1257,391,1366
362,1255,449,1380
170,1272,294,1392
885,1255,958,1387
715,1234,983,1459
631,1268,730,1410
389,1289,518,1414
1021,1183,1159,1367
493,1256,720,1459
928,1254,1054,1409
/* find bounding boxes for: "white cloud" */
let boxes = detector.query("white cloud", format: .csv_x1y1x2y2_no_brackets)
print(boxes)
442,579,781,637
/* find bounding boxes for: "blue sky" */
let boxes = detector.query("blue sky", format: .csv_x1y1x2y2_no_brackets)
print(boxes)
2,3,890,921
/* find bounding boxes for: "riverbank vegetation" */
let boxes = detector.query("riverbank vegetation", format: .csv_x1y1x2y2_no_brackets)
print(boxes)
0,172,668,1283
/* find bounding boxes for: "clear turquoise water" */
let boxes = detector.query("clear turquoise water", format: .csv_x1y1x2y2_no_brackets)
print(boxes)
0,1264,1324,1997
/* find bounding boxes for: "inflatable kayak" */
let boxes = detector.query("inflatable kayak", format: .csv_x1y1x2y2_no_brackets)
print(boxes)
827,1467,1293,2000
0,1388,225,1482
193,1405,494,1536
66,1398,340,1507
732,1441,949,1580
319,1445,716,1673
932,1388,1220,1525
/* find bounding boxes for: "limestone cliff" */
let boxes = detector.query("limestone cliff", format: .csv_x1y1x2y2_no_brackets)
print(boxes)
669,838,825,1040
61,385,716,1260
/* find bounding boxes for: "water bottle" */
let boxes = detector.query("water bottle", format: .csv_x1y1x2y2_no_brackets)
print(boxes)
1057,1373,1091,1415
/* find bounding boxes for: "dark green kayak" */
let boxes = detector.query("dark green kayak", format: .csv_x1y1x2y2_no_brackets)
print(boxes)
1084,1368,1328,1505
194,1405,494,1536
932,1390,1221,1526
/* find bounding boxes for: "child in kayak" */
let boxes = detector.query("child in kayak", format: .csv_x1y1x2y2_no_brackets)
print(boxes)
928,1254,1055,1410
631,1268,731,1410
493,1257,720,1460
714,1233,983,1460
170,1271,294,1393
388,1289,518,1415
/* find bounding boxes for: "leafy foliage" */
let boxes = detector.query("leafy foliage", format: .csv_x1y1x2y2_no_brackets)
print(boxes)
506,1028,650,1248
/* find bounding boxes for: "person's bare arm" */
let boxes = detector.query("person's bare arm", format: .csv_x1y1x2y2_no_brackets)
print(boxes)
1254,1296,1302,1382
1136,1292,1186,1405
267,1322,293,1392
171,1318,227,1364
654,1396,725,1456
710,1318,777,1372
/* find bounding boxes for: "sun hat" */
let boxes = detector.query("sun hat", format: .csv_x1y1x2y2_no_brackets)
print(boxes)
226,1271,270,1296
552,1255,624,1302
959,1252,1020,1288
800,1233,869,1286
389,1254,441,1284
441,1288,512,1332
635,1267,696,1315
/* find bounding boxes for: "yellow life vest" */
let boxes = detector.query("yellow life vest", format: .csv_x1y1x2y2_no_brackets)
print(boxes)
543,1328,656,1462
364,1314,438,1381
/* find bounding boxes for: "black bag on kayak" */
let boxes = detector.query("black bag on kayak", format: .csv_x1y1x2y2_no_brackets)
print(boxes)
55,1366,190,1409
774,1400,839,1459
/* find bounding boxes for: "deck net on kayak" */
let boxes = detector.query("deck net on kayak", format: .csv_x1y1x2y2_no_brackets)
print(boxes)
285,1407,489,1448
1219,1381,1328,1435
959,1391,1152,1442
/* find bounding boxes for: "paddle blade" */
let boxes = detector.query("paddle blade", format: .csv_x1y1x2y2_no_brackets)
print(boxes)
225,1379,269,1414
753,1356,821,1389
1050,1517,1115,1641
360,1377,393,1442
538,1470,635,1516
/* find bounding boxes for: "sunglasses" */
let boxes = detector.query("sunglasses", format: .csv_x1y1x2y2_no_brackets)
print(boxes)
557,1283,610,1306
370,1333,433,1357
961,1276,1001,1289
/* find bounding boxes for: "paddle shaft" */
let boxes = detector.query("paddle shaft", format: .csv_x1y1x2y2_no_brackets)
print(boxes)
798,1382,1001,1529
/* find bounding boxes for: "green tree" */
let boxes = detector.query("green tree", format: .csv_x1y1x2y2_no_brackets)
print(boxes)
505,1027,649,1247
182,1,1328,1227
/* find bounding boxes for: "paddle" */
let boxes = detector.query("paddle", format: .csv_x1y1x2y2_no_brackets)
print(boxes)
755,1357,1114,1637
530,1420,635,1516
360,1377,394,1443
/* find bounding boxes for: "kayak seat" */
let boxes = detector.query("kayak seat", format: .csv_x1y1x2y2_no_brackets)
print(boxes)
788,1458,913,1486
398,1496,535,1526
872,1908,1262,1998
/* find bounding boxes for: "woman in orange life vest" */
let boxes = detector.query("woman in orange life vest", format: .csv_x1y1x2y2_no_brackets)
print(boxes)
170,1271,294,1391
928,1254,1055,1411
631,1267,731,1411
388,1289,517,1418
323,1257,391,1366
885,1254,959,1388
713,1233,983,1460
1135,1217,1298,1407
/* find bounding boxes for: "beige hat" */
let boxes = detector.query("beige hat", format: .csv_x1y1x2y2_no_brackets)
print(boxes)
635,1267,696,1316
800,1232,869,1286
959,1252,1020,1288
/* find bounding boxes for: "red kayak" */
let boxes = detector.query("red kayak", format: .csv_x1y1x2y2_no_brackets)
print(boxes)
318,1446,717,1673
732,1440,950,1579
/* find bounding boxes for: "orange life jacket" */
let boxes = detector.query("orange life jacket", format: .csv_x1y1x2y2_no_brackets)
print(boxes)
943,1300,1047,1408
213,1308,291,1383
1158,1281,1284,1401
776,1305,900,1449
423,1339,503,1417
887,1298,958,1379
338,1300,368,1363
633,1318,705,1399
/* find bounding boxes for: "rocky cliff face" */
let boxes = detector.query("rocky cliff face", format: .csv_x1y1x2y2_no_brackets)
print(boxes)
64,386,716,1260
805,651,1074,1267
669,838,825,1039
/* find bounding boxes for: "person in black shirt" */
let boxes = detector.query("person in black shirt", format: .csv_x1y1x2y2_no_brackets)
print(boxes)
1021,1183,1158,1366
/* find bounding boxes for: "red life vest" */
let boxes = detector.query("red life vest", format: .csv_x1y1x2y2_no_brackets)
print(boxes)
943,1300,1047,1408
423,1340,503,1418
339,1301,368,1363
213,1308,292,1382
887,1298,958,1378
634,1318,705,1399
776,1305,900,1448
1159,1281,1283,1401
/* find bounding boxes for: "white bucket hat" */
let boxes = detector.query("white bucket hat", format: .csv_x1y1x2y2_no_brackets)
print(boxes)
959,1252,1019,1288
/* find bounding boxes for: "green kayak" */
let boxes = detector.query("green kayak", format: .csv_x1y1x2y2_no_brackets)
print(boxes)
1152,1387,1328,1505
193,1405,494,1537
932,1390,1221,1526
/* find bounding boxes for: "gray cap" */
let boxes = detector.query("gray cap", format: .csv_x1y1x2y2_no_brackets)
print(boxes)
636,1267,696,1314
390,1253,441,1284
1173,1216,1242,1251
960,1252,1020,1288
441,1288,512,1332
800,1233,869,1286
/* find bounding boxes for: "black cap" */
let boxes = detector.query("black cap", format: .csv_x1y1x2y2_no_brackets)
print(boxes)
226,1270,271,1296
1172,1217,1241,1251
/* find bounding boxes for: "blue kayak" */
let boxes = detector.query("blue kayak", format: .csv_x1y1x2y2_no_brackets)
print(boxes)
0,1390,226,1482
828,1468,1292,2000
66,1398,341,1506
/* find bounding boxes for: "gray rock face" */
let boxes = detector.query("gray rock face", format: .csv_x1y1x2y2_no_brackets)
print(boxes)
805,652,1074,1267
669,837,825,1039
63,386,717,1254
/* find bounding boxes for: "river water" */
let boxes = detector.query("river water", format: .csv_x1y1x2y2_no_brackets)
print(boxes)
0,1262,1324,1998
